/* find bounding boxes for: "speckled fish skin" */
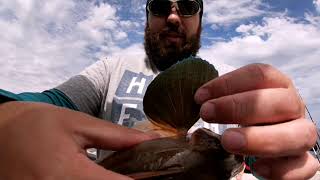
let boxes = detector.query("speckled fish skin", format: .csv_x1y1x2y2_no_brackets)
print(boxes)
99,128,244,180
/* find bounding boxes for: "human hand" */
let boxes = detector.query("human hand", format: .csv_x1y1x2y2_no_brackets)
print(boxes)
0,102,156,180
194,63,320,180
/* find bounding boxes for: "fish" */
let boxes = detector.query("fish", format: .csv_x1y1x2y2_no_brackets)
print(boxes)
99,57,245,180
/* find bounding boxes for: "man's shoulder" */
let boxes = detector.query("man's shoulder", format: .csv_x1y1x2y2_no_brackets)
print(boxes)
107,53,148,67
82,53,149,75
105,53,157,75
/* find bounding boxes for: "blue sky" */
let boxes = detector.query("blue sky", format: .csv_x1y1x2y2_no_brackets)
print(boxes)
0,0,319,125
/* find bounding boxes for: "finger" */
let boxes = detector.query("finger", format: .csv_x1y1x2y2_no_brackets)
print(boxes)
70,112,158,151
221,119,317,157
73,155,133,180
199,88,304,125
195,63,293,104
253,152,320,180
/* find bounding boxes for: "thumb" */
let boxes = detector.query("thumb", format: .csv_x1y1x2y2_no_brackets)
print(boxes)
73,113,158,151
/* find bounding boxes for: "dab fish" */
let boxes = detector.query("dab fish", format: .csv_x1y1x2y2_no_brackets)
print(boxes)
99,57,245,180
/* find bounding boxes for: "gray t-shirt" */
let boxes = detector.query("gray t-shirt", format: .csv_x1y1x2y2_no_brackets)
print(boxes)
56,55,236,158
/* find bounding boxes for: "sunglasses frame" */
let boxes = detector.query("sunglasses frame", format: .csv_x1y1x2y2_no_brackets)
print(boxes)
147,0,201,18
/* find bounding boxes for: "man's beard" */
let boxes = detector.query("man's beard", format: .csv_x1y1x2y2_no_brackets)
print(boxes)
144,24,201,71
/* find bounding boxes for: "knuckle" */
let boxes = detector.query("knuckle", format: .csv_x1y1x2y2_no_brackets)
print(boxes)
221,75,233,95
274,153,319,180
230,97,238,121
287,78,294,87
302,121,318,150
248,63,273,82
294,97,305,117
299,120,317,152
229,96,247,124
248,63,292,88
254,63,274,71
287,91,305,118
299,99,306,116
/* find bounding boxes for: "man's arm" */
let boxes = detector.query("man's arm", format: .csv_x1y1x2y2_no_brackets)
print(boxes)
0,59,122,179
0,101,156,180
1,59,111,116
0,88,78,110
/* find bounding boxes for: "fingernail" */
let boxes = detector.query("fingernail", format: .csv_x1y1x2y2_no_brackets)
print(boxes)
222,130,246,151
254,164,270,179
200,102,216,121
195,88,210,104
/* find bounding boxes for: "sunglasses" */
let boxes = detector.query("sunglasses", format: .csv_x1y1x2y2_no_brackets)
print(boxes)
147,0,201,17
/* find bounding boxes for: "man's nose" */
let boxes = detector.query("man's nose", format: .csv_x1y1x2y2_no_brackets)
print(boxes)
166,6,182,26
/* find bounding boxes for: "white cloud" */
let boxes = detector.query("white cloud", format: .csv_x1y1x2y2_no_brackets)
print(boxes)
203,0,267,27
119,20,140,30
305,13,320,27
201,16,320,68
200,15,320,123
111,43,145,57
0,0,137,93
77,3,119,43
113,31,128,41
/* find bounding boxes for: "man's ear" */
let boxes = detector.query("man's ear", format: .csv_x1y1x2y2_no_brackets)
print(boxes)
197,23,202,38
147,13,152,25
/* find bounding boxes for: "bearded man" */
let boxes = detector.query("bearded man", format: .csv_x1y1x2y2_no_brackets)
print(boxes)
0,0,318,179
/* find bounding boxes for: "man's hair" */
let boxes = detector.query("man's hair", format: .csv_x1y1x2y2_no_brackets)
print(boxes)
145,0,203,21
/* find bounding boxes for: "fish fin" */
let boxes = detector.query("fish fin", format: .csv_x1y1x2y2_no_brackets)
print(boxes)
127,168,184,180
143,57,219,131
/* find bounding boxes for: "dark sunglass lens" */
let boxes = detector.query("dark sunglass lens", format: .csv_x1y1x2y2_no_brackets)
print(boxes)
177,1,200,16
149,0,172,16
